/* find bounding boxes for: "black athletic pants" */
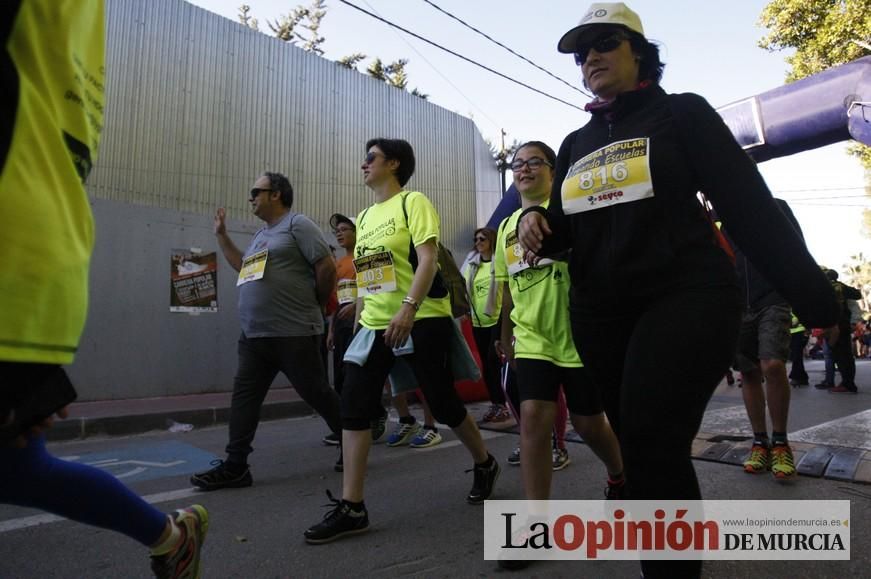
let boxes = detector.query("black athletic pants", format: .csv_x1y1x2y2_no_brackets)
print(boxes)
571,285,742,579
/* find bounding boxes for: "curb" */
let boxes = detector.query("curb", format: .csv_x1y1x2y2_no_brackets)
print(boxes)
45,399,315,442
476,422,871,486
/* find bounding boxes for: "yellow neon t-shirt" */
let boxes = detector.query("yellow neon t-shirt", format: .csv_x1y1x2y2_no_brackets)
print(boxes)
0,0,105,364
467,261,501,328
355,191,451,329
494,203,581,367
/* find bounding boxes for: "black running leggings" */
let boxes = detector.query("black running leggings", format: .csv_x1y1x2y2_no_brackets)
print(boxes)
570,285,742,579
341,317,468,430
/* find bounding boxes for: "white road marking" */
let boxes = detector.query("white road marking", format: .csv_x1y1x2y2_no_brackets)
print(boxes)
0,488,199,534
699,405,752,435
790,409,871,451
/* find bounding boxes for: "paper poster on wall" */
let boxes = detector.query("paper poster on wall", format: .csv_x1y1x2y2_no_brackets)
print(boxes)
171,248,218,313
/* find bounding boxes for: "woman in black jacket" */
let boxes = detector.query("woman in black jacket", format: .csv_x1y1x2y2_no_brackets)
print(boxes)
518,3,839,578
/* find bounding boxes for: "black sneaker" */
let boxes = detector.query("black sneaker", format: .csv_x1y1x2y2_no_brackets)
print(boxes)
304,491,369,544
322,432,341,446
466,454,500,504
814,381,834,390
190,459,252,491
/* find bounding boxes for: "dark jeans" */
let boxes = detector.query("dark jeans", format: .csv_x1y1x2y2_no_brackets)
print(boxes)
788,332,809,383
471,324,505,405
341,317,468,430
823,340,835,384
831,324,857,388
331,317,355,395
571,285,742,579
226,333,341,464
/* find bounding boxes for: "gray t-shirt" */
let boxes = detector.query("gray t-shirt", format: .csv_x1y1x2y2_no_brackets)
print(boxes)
238,211,331,337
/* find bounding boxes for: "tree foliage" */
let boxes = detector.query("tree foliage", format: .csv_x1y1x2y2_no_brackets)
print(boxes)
758,0,869,82
758,0,871,231
238,2,427,99
842,252,871,314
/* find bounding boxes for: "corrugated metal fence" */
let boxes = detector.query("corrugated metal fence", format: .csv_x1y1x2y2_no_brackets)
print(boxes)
90,0,499,250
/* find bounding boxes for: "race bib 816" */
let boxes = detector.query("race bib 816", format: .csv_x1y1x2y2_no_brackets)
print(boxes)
561,138,653,215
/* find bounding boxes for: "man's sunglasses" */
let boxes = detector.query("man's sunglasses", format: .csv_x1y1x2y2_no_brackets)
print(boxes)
250,188,273,200
363,151,384,165
574,33,628,66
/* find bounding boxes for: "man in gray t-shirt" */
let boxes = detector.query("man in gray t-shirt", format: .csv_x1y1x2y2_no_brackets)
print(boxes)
191,172,341,491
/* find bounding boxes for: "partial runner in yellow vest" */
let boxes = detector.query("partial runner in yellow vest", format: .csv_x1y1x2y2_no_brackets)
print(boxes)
0,1,208,575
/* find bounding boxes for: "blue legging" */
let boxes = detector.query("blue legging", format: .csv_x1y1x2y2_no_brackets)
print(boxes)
0,435,167,546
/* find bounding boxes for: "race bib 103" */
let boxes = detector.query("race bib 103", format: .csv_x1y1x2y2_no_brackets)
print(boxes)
354,251,397,295
561,138,653,215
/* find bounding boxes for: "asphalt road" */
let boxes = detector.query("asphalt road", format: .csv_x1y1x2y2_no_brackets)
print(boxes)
1,409,869,579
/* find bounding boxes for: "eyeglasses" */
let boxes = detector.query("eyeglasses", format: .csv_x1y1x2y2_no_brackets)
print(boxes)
250,187,273,200
573,33,628,66
474,236,488,243
509,157,552,172
363,151,384,165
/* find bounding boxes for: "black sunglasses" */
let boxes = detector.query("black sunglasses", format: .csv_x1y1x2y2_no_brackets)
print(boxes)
574,33,628,66
474,236,488,243
250,187,273,200
363,151,384,165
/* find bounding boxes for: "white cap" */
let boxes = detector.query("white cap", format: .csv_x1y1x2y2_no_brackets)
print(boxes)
557,2,645,53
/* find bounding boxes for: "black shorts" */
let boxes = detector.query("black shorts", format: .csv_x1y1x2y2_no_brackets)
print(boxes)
515,358,603,417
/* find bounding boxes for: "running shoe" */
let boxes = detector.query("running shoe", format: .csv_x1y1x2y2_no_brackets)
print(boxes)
552,447,570,471
150,505,209,579
605,477,626,500
386,421,421,447
829,385,858,394
322,432,340,446
490,406,512,423
370,413,387,442
190,460,252,490
481,404,500,422
507,446,521,466
743,444,770,474
304,490,369,544
409,428,442,448
770,444,797,480
466,454,500,504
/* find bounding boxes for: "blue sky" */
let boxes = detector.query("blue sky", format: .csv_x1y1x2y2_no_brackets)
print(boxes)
189,0,869,271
